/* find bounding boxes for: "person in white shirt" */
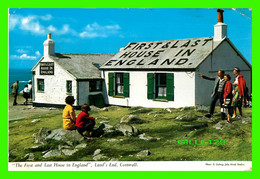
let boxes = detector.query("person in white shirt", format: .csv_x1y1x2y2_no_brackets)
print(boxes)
28,80,32,99
23,85,30,105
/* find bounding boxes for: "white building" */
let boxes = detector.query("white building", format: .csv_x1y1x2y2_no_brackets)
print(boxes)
31,9,251,109
100,9,251,108
31,33,114,108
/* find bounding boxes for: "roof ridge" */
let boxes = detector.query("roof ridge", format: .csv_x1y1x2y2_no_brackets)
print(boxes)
55,53,115,55
126,36,214,44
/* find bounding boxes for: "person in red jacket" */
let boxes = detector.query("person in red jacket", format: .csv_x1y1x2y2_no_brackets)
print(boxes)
76,104,95,139
232,67,247,118
223,74,233,123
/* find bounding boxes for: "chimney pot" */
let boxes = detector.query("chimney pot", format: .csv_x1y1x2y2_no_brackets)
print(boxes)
48,33,51,39
217,9,224,23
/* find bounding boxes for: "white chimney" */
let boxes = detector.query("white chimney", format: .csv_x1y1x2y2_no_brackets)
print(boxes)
214,9,227,41
43,33,55,57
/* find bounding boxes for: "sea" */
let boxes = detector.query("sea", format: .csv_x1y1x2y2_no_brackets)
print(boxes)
9,68,33,94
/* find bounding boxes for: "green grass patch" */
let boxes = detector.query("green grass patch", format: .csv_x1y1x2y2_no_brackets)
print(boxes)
9,106,252,161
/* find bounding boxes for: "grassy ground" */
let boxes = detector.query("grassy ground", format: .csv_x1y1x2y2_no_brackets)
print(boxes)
9,101,252,162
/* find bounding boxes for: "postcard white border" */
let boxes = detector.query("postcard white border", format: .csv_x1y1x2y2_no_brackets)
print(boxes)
9,161,252,171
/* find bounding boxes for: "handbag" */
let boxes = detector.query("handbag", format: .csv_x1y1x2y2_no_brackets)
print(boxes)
223,98,231,108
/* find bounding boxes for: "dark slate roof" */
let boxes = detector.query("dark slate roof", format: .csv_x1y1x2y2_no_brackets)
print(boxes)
33,53,115,79
100,37,224,70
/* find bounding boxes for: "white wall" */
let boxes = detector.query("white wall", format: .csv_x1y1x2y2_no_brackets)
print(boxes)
103,70,195,108
195,40,252,106
33,56,77,105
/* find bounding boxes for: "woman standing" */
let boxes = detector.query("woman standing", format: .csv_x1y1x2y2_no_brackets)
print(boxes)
63,96,76,130
223,74,233,123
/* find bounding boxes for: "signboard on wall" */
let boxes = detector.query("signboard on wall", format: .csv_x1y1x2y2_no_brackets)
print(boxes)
40,62,54,75
100,37,220,70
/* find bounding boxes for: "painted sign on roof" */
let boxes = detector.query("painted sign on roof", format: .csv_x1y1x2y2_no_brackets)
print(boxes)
101,37,223,70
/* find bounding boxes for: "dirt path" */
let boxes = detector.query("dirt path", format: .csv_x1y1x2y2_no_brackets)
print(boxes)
9,94,62,121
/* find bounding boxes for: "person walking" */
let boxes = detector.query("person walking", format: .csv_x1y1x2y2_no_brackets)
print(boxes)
23,85,30,105
11,80,19,105
198,70,226,119
231,67,247,118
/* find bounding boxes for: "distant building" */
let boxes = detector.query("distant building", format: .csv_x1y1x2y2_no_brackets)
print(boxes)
31,33,114,108
99,9,251,108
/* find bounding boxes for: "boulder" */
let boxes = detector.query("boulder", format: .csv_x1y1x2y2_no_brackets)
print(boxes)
90,105,101,111
241,117,252,124
181,122,208,129
45,129,84,146
175,112,198,121
24,153,34,161
120,115,143,124
136,150,151,157
25,145,44,152
110,158,119,161
165,108,172,113
107,139,119,142
130,108,153,114
42,150,62,158
139,133,153,141
58,145,73,150
213,121,234,130
195,105,209,113
93,149,109,161
147,111,161,116
96,116,109,121
62,149,78,156
31,119,41,123
114,124,140,136
92,123,119,137
93,149,102,156
33,127,51,144
179,106,194,111
93,154,109,161
101,107,109,111
197,116,216,123
75,143,87,149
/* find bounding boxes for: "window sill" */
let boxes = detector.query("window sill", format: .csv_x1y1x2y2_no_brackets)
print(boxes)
37,91,45,93
113,95,125,98
153,99,168,102
66,92,72,95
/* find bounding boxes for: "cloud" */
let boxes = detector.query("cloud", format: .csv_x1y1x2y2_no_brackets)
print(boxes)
79,22,121,38
16,49,28,53
9,14,53,33
9,14,122,38
10,50,41,60
232,8,252,19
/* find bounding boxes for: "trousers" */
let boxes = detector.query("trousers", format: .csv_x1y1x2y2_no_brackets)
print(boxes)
209,92,225,119
76,120,96,135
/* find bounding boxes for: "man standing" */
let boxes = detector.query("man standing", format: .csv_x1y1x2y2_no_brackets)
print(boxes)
11,80,19,105
199,70,226,119
232,67,247,117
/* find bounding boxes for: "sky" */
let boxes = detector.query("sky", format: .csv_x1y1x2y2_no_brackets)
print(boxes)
8,8,252,69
